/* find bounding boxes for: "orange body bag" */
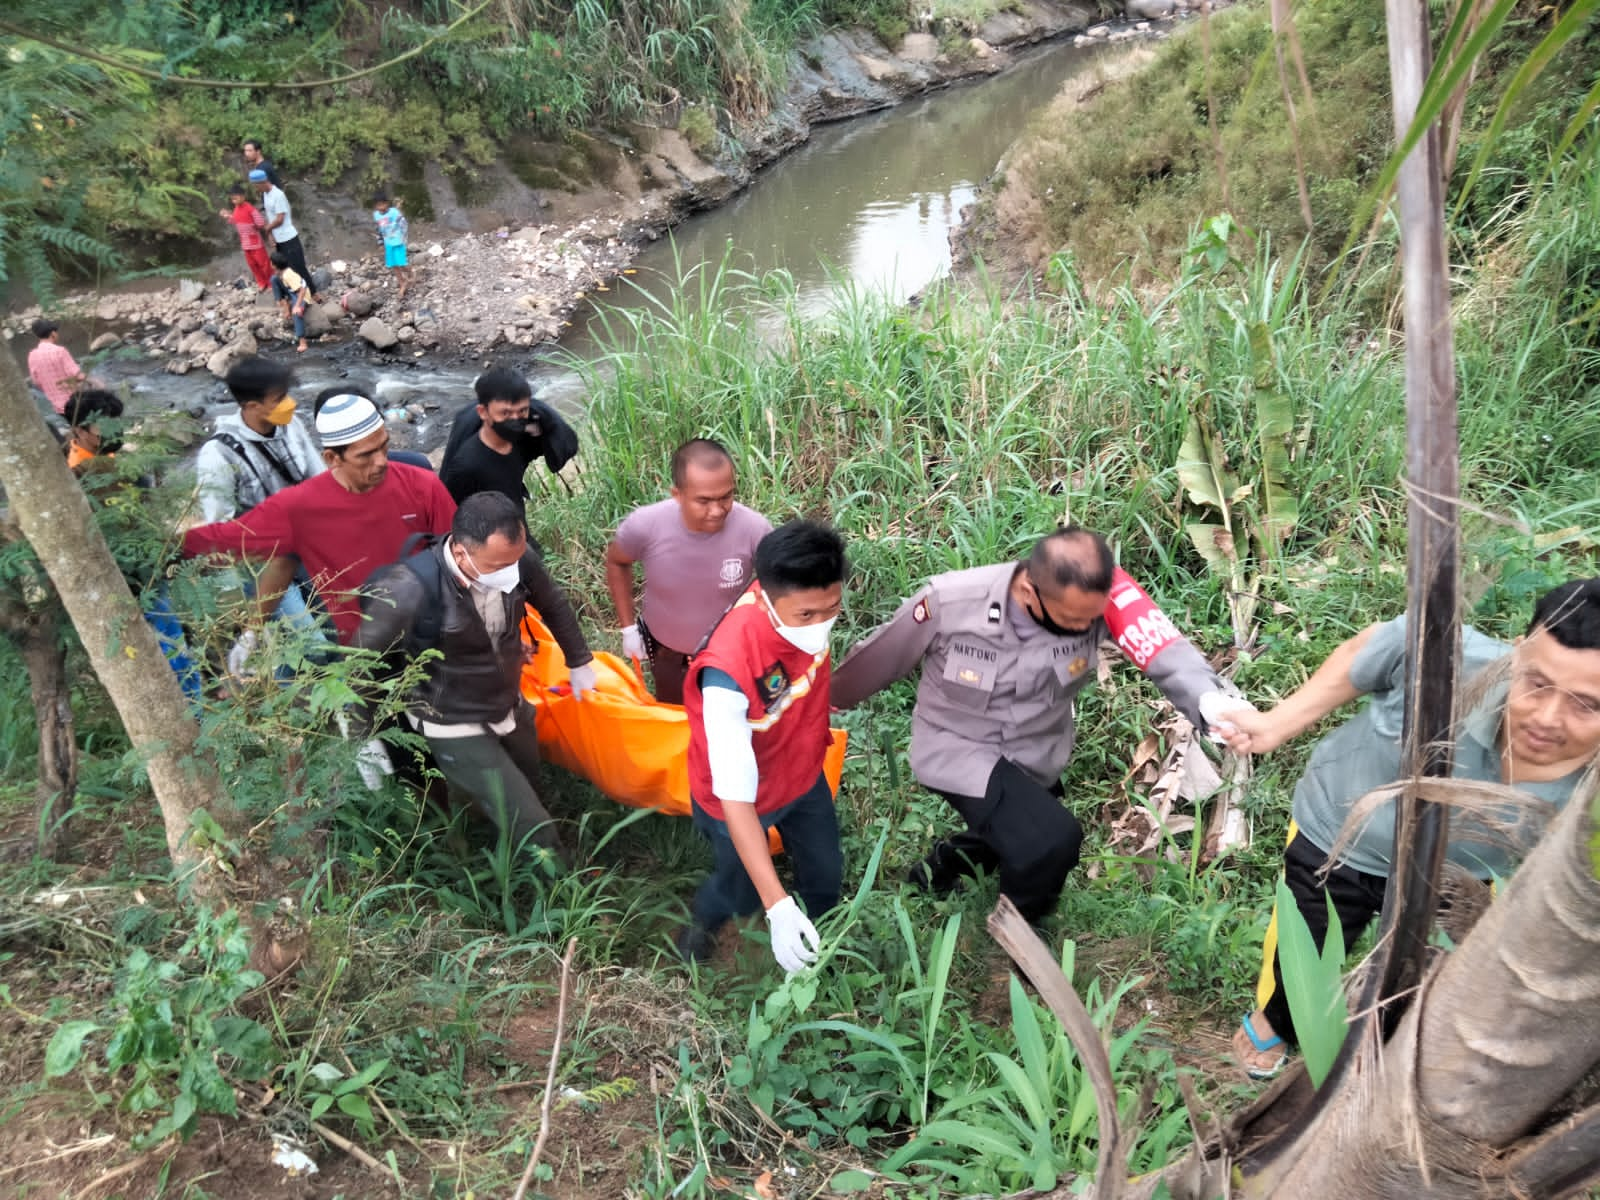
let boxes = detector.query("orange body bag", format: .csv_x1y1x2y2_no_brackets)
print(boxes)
518,608,847,820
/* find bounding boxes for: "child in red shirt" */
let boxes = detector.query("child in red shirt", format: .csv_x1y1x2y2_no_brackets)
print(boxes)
219,183,272,290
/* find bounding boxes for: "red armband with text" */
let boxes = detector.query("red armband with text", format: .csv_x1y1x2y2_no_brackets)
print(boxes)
1102,567,1184,671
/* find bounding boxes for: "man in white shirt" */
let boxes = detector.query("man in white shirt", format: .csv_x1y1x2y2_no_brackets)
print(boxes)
252,169,318,299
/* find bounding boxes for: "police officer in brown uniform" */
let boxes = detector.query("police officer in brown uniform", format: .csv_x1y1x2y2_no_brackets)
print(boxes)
830,527,1240,923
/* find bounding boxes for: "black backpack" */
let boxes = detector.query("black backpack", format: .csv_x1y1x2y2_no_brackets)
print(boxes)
366,533,447,655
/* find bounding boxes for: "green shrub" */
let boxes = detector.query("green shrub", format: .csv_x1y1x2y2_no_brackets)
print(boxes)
44,907,276,1148
678,103,720,157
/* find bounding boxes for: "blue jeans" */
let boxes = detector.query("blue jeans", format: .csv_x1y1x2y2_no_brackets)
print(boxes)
143,587,202,707
271,277,306,338
690,772,842,934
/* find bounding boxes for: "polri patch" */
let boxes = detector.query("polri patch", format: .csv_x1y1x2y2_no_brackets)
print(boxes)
912,599,930,624
757,662,791,709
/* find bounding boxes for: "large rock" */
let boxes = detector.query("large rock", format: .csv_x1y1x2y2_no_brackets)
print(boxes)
310,267,333,295
359,317,399,350
301,302,338,340
207,333,258,378
898,32,939,61
178,279,205,304
1127,0,1176,16
178,314,204,334
89,332,121,353
342,289,376,318
855,54,903,83
509,226,543,244
179,330,221,358
396,325,417,343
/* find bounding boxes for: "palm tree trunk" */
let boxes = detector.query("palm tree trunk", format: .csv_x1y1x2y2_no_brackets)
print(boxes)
1417,776,1600,1145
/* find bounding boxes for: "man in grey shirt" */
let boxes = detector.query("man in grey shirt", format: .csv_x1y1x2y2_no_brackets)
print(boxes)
1216,578,1600,1078
605,439,772,703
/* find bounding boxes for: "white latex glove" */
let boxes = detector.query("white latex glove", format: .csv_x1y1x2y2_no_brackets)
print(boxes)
356,738,394,792
226,629,258,680
765,896,820,974
620,624,646,661
1199,688,1255,744
568,662,598,702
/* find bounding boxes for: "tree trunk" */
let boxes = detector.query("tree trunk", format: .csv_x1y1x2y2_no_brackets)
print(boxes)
0,351,242,882
1243,776,1600,1197
1120,777,1600,1199
19,609,76,858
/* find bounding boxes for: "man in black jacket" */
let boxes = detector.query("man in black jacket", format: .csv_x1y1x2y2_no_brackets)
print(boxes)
355,492,597,856
438,368,579,507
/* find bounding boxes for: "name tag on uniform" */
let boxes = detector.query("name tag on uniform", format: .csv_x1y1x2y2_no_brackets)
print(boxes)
943,653,995,697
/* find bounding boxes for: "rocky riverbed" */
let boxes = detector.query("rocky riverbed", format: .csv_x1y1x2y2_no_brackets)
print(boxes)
5,0,1200,382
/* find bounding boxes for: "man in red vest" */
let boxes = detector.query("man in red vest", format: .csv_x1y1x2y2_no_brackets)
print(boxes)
680,520,847,972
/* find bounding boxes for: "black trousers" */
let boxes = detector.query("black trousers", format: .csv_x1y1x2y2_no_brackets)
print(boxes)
1259,831,1387,1047
638,619,691,706
928,758,1084,922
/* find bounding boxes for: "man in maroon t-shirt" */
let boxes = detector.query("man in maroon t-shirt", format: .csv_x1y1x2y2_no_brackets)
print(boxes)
680,521,847,972
182,392,456,644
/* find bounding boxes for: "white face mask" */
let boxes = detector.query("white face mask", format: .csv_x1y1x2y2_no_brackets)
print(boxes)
761,590,836,656
460,543,521,594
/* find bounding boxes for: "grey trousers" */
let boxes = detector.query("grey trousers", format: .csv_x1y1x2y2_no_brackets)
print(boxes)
424,704,565,856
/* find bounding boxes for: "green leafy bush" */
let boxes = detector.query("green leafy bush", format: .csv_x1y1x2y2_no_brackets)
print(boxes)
44,907,275,1147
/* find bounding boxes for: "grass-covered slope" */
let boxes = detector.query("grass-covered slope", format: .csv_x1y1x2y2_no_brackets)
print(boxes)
966,0,1600,286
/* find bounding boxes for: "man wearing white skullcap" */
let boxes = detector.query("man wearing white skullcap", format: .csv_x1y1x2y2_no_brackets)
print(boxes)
182,389,457,643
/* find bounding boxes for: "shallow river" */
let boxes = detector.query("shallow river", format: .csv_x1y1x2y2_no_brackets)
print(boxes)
559,37,1110,360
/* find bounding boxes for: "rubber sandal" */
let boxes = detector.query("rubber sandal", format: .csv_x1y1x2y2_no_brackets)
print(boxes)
1239,1014,1288,1081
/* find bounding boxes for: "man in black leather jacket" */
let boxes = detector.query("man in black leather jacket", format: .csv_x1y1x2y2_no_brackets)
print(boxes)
355,491,596,857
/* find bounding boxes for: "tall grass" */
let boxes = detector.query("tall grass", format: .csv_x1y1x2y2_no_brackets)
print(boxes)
541,239,1417,646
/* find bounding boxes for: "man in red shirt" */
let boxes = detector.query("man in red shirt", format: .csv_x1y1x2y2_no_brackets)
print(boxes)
181,392,456,643
680,520,847,972
27,319,86,415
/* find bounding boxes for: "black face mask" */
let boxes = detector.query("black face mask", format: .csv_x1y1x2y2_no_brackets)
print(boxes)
1022,573,1094,638
1024,598,1092,638
491,418,528,441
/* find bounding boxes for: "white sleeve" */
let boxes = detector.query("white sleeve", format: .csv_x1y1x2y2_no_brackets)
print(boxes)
701,684,759,805
193,441,238,523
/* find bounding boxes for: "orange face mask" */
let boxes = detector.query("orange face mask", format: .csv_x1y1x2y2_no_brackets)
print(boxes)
265,396,297,425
